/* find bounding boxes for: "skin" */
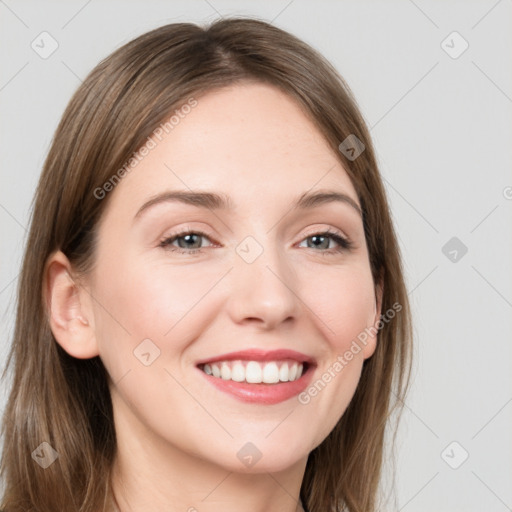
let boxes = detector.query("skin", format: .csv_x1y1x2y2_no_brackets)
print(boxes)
46,82,382,512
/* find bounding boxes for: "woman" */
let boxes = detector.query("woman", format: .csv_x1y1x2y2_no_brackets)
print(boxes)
0,17,412,512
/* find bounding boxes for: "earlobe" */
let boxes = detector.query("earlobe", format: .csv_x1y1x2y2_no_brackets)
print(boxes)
44,250,99,359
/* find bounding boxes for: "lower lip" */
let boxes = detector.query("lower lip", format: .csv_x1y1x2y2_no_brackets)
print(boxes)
197,365,314,405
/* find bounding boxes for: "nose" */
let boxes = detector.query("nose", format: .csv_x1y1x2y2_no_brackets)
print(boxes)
226,240,301,330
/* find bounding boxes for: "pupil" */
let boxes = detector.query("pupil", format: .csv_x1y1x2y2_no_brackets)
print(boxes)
181,234,199,248
311,235,327,249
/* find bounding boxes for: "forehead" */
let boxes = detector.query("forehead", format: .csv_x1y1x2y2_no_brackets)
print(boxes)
105,82,358,214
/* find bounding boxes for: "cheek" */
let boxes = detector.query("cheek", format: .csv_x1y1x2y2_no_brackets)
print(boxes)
308,264,376,350
292,266,375,448
91,253,225,367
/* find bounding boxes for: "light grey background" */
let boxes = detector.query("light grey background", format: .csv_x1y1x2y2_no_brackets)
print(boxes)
1,1,511,511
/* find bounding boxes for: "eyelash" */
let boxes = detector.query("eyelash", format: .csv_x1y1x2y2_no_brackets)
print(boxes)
159,228,353,256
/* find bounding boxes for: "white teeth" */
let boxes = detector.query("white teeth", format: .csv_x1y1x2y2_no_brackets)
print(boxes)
220,362,231,380
289,362,298,381
279,363,289,382
262,362,279,384
202,359,306,384
245,361,262,383
231,362,245,382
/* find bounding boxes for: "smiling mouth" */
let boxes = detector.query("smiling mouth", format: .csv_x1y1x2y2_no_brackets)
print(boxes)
198,359,308,384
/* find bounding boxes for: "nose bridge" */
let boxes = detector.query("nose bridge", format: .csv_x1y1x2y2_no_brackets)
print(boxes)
228,232,300,327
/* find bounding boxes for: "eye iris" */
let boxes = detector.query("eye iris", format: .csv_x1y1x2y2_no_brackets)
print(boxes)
309,235,328,249
178,234,201,249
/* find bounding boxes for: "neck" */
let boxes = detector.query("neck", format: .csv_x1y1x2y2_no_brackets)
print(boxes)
110,452,307,512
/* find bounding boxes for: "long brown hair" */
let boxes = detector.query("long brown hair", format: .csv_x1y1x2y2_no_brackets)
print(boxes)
0,17,413,512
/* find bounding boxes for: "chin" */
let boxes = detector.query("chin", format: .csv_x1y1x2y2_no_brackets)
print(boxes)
204,437,312,475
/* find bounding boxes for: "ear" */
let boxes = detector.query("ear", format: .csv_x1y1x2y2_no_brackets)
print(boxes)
362,274,384,360
44,250,99,359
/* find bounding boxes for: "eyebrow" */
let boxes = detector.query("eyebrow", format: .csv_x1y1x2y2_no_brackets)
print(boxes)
133,188,362,220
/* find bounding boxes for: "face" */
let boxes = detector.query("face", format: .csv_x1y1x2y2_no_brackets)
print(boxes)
84,82,381,473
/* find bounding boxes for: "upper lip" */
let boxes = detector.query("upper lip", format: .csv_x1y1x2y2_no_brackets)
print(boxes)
196,349,316,366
